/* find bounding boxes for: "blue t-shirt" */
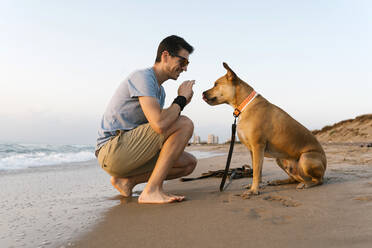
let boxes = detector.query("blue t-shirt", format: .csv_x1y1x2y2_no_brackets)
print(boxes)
96,67,166,150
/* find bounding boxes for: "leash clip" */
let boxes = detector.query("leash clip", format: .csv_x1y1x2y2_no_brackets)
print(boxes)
233,108,240,118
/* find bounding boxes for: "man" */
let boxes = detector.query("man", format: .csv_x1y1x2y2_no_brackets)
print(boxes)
96,35,197,204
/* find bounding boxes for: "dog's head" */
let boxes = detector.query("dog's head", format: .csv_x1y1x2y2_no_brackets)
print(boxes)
202,62,239,106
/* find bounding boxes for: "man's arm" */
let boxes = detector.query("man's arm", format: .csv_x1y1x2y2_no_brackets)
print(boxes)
139,80,195,134
139,96,181,134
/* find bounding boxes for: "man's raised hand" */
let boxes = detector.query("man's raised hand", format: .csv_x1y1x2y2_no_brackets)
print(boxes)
178,80,195,105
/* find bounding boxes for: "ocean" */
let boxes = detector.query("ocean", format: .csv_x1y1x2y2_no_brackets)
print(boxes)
0,142,225,171
0,142,96,170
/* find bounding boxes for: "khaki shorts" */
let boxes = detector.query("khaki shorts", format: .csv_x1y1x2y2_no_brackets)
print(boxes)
97,123,165,178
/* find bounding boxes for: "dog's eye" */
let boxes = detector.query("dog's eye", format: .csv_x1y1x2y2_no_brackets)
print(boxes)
214,83,218,87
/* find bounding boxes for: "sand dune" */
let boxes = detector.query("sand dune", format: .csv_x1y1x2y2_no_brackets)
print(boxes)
313,114,372,144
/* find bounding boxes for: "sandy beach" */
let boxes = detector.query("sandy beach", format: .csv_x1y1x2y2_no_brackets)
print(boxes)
2,143,372,248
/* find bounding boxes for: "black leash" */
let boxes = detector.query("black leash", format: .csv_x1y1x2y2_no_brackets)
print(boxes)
219,116,238,191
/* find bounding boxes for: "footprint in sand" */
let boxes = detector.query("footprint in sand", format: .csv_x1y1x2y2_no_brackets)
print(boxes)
219,193,238,203
244,207,266,220
365,182,372,187
353,196,372,202
263,195,301,207
356,174,372,179
270,215,292,225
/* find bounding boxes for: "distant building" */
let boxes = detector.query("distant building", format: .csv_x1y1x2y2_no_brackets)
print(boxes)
207,134,219,144
207,134,214,144
213,136,219,144
193,134,201,144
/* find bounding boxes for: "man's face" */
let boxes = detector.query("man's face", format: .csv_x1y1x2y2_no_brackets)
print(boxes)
166,48,190,80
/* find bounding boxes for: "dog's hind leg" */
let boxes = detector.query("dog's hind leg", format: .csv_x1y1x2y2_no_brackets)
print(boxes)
267,159,299,186
296,152,326,189
268,177,297,186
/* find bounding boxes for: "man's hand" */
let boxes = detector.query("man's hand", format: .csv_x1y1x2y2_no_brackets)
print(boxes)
178,80,195,104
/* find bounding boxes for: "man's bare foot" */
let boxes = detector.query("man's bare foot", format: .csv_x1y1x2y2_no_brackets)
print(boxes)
138,189,185,204
110,177,134,197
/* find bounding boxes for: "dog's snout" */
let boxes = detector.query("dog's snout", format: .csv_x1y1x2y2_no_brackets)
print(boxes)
202,91,209,102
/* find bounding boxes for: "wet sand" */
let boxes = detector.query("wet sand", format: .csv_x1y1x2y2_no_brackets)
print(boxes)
2,144,372,248
0,161,115,248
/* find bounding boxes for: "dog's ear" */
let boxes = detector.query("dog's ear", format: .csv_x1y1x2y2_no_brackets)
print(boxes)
223,62,237,81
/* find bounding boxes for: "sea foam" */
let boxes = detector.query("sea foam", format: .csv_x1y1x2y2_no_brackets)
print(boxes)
0,143,96,170
0,143,225,171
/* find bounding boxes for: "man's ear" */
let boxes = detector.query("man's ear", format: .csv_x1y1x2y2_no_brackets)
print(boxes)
161,50,170,63
223,62,237,81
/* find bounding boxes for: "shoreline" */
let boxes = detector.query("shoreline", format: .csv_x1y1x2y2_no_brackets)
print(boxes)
0,146,226,175
0,159,97,176
1,144,372,248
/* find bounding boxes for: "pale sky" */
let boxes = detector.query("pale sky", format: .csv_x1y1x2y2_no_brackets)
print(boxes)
1,0,371,145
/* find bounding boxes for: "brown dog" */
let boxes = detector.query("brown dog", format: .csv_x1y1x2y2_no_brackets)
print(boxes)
203,62,327,196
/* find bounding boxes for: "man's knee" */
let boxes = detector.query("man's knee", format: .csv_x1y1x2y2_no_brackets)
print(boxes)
179,115,194,133
163,115,194,140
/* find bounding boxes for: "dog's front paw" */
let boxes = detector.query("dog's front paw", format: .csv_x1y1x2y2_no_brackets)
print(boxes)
243,184,266,189
241,189,260,199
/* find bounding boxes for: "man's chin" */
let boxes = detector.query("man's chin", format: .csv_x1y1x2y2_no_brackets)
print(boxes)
171,73,181,80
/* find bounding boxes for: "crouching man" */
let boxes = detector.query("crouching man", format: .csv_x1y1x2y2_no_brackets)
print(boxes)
96,35,197,204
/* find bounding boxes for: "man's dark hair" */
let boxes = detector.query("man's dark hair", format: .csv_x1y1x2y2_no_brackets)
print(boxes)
155,35,194,63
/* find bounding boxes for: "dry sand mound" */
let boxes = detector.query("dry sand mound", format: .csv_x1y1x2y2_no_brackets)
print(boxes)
312,114,372,143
